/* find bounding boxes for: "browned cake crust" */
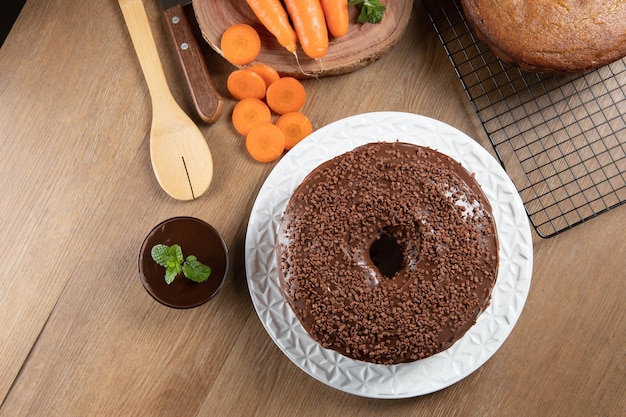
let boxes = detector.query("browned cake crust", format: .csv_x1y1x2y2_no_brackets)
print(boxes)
276,142,499,364
461,0,626,72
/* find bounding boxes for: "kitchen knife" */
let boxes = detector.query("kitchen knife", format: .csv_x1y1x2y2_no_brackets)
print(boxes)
160,0,223,123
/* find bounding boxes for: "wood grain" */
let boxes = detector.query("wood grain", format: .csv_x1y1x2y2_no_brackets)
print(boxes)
0,0,624,416
192,0,414,78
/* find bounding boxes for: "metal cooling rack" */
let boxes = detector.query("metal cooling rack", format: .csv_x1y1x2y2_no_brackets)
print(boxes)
421,0,626,238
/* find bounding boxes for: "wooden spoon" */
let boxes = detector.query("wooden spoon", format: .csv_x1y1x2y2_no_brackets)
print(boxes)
119,0,213,201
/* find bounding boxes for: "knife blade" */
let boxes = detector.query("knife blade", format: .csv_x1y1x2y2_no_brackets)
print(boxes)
160,0,223,123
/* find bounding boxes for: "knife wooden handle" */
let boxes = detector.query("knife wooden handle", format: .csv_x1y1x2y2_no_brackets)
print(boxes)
164,5,223,123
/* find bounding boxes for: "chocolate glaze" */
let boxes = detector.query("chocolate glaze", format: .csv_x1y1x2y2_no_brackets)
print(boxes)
138,217,228,309
276,142,499,364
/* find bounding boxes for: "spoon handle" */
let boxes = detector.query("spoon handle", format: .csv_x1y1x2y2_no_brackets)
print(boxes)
119,0,176,114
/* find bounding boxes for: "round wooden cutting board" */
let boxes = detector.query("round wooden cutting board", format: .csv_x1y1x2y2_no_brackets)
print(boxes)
193,0,413,78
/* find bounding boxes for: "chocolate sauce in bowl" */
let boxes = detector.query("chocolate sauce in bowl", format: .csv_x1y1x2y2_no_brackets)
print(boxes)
138,217,228,308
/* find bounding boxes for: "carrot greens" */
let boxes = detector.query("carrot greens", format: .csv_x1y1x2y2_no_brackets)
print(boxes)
348,0,386,24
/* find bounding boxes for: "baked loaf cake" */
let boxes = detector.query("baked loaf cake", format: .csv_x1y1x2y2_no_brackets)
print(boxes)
461,0,626,72
276,142,499,364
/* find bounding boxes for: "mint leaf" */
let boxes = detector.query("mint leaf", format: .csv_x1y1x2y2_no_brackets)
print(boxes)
151,244,171,267
182,255,212,283
165,264,181,285
151,244,185,284
151,244,183,268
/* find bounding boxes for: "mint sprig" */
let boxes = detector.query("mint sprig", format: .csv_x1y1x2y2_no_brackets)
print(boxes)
151,244,212,284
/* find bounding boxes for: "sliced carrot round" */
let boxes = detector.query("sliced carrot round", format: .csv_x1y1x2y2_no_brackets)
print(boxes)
220,23,261,65
265,77,306,114
246,122,286,163
275,112,313,150
248,63,281,88
226,69,267,100
232,98,272,135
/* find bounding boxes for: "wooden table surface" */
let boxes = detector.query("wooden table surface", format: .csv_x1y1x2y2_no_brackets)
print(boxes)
0,1,624,416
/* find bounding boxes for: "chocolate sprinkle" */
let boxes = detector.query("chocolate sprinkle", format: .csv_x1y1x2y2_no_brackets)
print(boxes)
276,142,499,364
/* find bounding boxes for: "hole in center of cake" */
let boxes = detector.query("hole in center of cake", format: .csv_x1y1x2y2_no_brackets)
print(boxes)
369,233,404,279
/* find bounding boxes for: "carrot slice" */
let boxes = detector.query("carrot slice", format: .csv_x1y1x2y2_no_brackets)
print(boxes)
246,122,286,162
248,63,281,88
232,98,272,135
220,23,261,65
227,69,267,100
265,77,306,114
275,112,313,150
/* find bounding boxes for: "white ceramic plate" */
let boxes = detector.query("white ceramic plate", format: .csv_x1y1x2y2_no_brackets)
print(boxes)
245,112,533,398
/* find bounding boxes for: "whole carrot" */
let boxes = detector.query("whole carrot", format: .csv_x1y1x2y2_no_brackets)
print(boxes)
284,0,329,59
320,0,349,38
245,0,298,53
